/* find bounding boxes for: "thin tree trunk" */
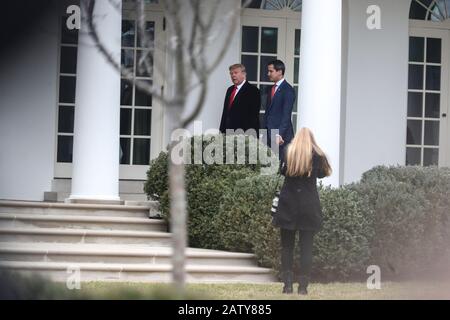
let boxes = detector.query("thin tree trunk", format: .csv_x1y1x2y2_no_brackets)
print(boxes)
168,126,187,293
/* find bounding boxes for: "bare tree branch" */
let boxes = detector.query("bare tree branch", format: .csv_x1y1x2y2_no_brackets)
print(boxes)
136,0,155,78
204,1,240,74
84,0,167,104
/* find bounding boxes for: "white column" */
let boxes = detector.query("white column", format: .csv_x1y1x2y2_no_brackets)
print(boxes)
69,0,122,203
298,0,342,187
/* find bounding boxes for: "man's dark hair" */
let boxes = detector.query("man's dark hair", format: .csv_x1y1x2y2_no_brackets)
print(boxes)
267,59,286,75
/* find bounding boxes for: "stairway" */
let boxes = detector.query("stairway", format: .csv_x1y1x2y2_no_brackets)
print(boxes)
0,200,275,283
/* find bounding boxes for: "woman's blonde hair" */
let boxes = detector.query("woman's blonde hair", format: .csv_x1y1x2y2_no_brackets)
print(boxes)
285,127,332,177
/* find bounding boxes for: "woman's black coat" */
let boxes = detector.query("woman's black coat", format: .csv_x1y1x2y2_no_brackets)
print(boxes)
272,152,328,232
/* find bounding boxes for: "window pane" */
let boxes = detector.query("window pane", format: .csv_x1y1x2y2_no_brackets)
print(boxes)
295,29,301,56
60,46,77,74
120,108,132,135
407,120,422,145
57,135,73,163
407,92,423,117
137,21,155,48
408,64,423,90
134,109,152,136
58,106,74,133
59,76,76,103
406,147,421,165
427,38,441,63
294,57,299,84
61,18,78,44
135,80,152,106
409,37,424,62
292,114,297,132
120,138,131,165
426,66,441,91
136,50,153,77
423,148,439,166
122,20,135,47
409,1,428,20
242,26,258,53
241,55,257,82
424,120,439,146
121,80,133,106
293,86,298,113
260,55,276,82
259,113,265,129
133,138,150,165
425,93,440,118
260,84,272,111
121,49,134,72
243,0,262,8
261,28,277,54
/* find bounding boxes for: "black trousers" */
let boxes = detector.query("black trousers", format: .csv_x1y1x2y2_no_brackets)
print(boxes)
280,229,315,277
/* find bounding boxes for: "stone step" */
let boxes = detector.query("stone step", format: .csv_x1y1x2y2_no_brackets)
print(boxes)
0,261,276,283
0,227,172,246
0,243,256,267
55,193,149,203
0,201,157,218
0,213,166,232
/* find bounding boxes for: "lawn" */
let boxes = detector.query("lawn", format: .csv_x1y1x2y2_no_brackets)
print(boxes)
78,281,450,300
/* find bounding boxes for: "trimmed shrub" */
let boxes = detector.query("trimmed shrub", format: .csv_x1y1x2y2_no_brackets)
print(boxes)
214,174,283,252
351,165,450,279
144,151,169,200
313,185,373,281
216,175,373,281
145,134,278,249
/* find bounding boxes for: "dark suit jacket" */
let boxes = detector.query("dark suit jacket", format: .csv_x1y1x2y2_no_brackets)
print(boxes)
219,81,261,134
264,80,295,144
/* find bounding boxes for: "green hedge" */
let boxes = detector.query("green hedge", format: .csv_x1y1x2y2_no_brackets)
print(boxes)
214,174,283,253
146,137,450,281
351,165,450,279
145,134,278,249
215,175,373,281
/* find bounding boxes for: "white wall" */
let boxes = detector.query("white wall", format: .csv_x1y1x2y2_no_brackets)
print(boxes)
343,0,411,183
0,6,59,201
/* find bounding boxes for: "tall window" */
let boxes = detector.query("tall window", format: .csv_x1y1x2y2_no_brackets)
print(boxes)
56,18,155,167
406,36,442,166
241,26,278,128
56,16,78,163
120,20,154,166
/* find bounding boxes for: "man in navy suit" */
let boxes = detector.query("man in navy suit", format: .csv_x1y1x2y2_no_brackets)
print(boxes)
264,60,295,162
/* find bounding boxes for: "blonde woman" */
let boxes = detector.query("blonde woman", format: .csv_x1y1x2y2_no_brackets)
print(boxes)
273,127,332,295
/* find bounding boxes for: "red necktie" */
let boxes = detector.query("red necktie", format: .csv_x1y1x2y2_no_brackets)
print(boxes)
228,86,238,110
271,85,277,100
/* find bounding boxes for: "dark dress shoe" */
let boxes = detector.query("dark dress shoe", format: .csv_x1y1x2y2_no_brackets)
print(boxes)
298,286,308,295
298,275,309,295
281,271,294,294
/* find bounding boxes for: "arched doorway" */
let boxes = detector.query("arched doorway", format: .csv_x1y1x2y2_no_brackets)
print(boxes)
407,0,450,166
